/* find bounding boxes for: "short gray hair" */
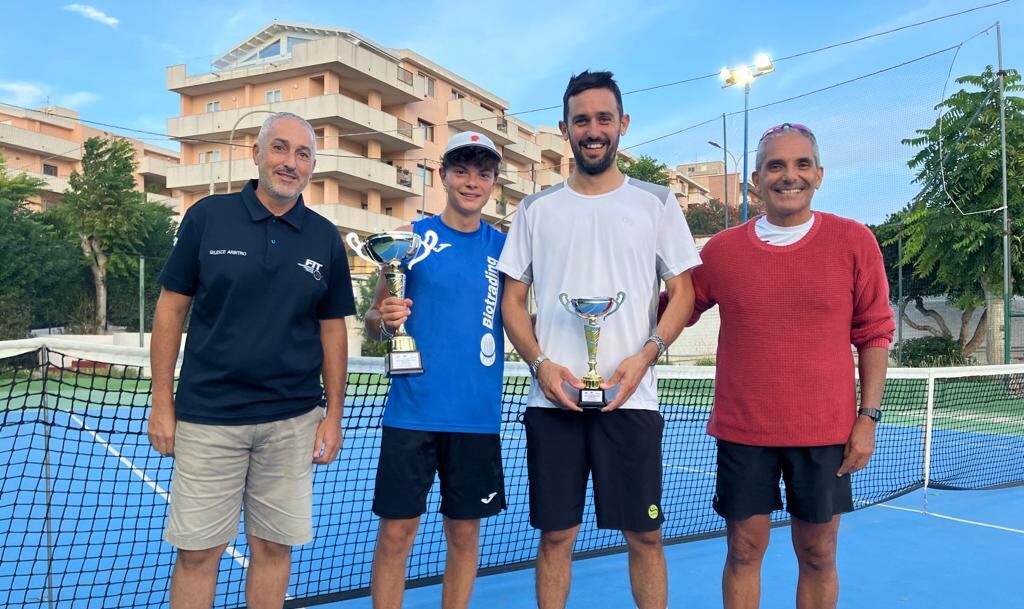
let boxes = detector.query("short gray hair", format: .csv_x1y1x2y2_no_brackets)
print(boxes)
256,112,317,158
755,125,819,171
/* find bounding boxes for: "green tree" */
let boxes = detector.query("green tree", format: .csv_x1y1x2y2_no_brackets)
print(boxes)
684,198,728,235
106,202,176,331
354,275,388,356
872,212,986,359
618,154,670,185
0,154,88,337
899,66,1024,363
57,137,147,333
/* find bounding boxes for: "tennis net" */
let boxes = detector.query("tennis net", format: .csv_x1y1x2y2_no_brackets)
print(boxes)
1,337,1022,608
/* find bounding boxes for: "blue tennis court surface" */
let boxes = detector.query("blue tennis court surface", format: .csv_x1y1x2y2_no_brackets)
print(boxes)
2,405,1021,608
324,486,1023,609
2,354,1023,608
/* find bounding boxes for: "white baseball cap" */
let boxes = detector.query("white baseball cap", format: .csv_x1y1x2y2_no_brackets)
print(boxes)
444,131,501,160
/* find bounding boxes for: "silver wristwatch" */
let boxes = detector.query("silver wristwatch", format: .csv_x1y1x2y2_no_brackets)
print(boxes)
528,354,549,379
644,334,667,365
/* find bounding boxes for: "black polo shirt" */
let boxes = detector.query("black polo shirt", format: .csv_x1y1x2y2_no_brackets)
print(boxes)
158,179,356,425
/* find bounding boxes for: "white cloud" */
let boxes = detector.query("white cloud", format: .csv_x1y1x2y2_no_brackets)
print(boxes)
62,4,119,29
0,81,47,107
57,91,100,108
0,81,99,110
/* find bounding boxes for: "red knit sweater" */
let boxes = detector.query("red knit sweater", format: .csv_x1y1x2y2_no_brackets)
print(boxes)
689,212,894,446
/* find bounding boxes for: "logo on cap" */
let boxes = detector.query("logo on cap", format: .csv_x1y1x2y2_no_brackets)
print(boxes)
470,135,480,141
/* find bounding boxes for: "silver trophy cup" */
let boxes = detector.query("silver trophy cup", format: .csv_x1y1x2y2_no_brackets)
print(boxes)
559,292,626,407
346,231,435,375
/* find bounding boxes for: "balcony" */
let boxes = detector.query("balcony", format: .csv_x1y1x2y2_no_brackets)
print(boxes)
138,156,176,178
500,167,535,199
316,204,405,236
146,192,182,215
8,169,69,195
167,35,424,105
168,94,422,152
503,137,542,165
167,155,423,199
536,168,562,188
0,124,81,160
446,99,514,145
536,130,566,158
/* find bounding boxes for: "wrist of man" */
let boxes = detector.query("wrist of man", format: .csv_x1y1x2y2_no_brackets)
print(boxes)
857,407,882,424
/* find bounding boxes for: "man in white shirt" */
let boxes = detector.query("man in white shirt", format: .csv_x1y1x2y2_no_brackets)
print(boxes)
498,70,701,609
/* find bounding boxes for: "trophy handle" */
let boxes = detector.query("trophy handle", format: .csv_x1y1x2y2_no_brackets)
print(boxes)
407,230,436,269
559,293,575,316
345,233,382,269
604,291,627,319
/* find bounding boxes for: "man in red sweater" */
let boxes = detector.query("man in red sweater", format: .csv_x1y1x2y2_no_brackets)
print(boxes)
688,123,894,609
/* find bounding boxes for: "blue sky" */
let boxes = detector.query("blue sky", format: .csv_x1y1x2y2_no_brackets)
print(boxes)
1,0,1021,224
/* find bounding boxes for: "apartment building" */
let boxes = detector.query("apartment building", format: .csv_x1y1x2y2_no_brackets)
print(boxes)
164,21,581,270
0,103,179,213
676,160,743,208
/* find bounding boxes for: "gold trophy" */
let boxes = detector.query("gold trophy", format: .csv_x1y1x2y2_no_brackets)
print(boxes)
559,292,626,408
346,231,435,376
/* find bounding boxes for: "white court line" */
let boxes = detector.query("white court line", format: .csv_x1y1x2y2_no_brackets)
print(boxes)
67,413,250,569
875,502,1024,535
664,462,716,476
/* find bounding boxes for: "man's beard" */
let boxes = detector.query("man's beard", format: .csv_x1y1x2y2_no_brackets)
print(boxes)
572,137,619,176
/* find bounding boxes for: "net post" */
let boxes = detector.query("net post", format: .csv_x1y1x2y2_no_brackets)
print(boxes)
139,256,145,348
922,368,936,513
37,346,56,609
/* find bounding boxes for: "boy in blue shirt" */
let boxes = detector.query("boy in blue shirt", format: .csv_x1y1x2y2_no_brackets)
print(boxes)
365,131,506,609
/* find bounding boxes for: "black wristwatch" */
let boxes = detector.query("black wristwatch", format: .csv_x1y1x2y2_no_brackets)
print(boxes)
858,407,882,423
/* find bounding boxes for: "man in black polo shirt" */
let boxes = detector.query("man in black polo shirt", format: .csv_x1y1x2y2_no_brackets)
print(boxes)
147,111,355,609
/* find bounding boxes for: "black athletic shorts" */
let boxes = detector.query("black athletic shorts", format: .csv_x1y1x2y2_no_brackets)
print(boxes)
713,439,853,524
372,426,506,520
524,407,665,532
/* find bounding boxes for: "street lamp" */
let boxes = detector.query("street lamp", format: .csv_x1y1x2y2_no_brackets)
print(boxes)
721,53,774,223
708,139,739,228
226,109,277,193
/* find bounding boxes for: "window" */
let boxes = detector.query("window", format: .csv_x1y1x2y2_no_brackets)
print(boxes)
418,164,433,187
286,36,310,52
418,119,434,142
384,207,393,216
450,89,466,101
206,101,221,112
199,150,221,163
361,203,368,210
422,75,436,98
415,210,435,220
265,89,282,104
42,163,58,177
258,40,281,59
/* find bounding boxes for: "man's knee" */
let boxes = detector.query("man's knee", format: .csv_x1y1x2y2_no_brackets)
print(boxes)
727,525,770,567
539,526,579,552
176,545,226,572
793,537,837,572
377,518,420,555
248,536,291,562
623,529,663,554
443,519,480,553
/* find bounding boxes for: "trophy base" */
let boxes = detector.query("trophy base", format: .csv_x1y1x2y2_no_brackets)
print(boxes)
385,350,424,376
578,388,606,409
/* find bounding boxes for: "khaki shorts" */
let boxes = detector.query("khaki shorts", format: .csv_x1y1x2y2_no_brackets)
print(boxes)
164,407,322,550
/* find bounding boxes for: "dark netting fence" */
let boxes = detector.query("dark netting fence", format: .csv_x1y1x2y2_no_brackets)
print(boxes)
1,338,1022,608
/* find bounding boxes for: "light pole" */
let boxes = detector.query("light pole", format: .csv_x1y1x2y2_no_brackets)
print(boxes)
226,109,277,193
721,53,774,223
708,139,739,229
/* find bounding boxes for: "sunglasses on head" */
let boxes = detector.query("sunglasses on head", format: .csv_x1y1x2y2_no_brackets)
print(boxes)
759,123,815,142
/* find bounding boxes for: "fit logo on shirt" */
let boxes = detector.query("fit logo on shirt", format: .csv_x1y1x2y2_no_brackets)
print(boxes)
297,258,323,281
